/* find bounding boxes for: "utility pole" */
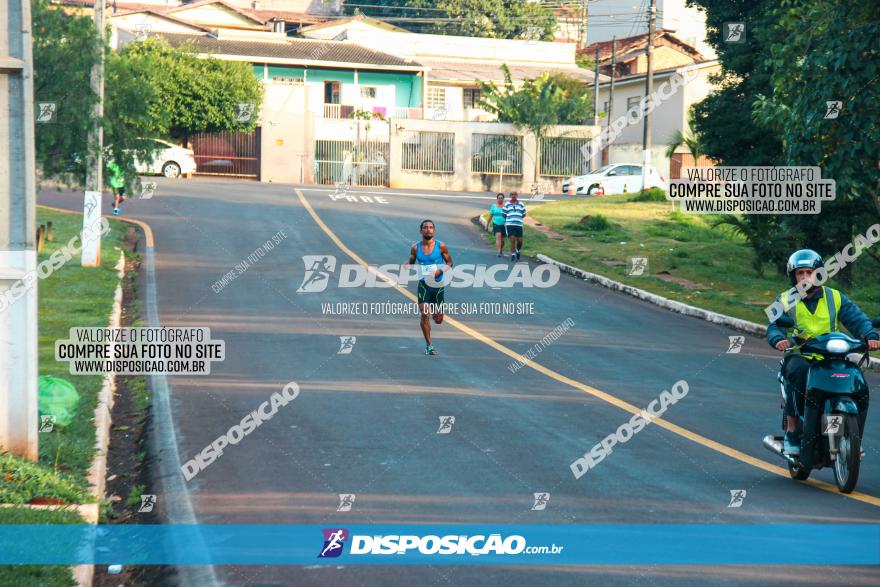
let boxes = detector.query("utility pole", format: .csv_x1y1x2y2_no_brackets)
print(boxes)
82,0,106,267
592,45,600,127
641,0,656,193
605,36,616,167
580,0,588,49
592,44,600,171
1,0,39,459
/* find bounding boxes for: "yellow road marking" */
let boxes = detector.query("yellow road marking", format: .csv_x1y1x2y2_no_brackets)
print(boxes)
295,188,880,507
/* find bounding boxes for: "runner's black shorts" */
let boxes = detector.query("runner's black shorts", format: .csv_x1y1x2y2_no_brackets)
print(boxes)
505,225,523,238
418,280,445,306
492,223,505,235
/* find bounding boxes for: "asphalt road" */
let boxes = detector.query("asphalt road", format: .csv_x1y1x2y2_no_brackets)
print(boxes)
40,179,880,586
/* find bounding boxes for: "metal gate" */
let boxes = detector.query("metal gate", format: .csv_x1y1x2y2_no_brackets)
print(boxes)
191,129,260,178
670,153,715,179
315,140,389,187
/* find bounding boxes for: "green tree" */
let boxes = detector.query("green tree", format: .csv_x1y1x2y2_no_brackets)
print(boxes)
347,0,556,39
32,0,101,181
32,3,262,186
478,65,591,178
664,112,704,161
119,37,263,145
753,0,880,271
686,0,796,273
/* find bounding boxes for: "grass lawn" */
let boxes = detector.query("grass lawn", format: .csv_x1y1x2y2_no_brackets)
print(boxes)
0,507,84,587
482,193,879,324
34,207,129,486
0,207,129,586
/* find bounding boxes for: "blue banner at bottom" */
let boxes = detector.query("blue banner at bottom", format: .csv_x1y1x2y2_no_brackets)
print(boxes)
0,525,878,565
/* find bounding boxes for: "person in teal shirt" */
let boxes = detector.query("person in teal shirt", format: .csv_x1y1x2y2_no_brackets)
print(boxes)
489,193,506,257
107,161,126,216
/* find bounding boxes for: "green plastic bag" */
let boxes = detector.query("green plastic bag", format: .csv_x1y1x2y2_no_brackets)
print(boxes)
38,375,79,427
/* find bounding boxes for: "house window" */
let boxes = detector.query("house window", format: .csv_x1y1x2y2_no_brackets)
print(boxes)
324,81,340,104
626,96,642,111
360,86,377,99
463,88,482,109
272,76,303,85
427,87,447,109
603,101,609,114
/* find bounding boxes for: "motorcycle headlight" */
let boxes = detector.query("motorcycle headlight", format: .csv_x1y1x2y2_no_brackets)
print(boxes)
826,339,851,354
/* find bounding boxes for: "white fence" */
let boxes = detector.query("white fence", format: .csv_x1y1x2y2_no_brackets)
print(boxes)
315,139,389,187
307,120,599,192
401,131,455,173
471,134,524,175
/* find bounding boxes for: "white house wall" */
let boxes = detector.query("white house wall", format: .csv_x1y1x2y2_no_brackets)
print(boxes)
111,13,205,35
260,83,313,183
169,4,264,29
329,29,576,66
596,63,718,153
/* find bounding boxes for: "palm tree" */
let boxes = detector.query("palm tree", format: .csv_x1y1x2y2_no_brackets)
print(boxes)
665,127,703,160
665,110,704,161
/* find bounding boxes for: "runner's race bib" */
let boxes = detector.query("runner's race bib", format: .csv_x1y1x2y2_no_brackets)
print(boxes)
420,263,438,278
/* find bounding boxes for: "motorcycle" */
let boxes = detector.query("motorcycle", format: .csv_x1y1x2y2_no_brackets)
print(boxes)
763,317,878,493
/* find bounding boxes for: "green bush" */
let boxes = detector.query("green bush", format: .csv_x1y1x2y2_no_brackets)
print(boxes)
0,452,92,505
577,214,612,231
627,187,667,202
564,214,629,243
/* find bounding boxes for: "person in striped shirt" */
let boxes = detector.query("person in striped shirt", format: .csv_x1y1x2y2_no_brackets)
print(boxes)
502,191,526,261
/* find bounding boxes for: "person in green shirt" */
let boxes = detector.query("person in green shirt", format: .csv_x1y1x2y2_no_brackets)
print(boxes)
488,193,507,257
107,161,126,215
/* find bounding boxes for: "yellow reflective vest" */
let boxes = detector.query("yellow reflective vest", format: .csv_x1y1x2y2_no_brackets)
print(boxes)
780,286,842,359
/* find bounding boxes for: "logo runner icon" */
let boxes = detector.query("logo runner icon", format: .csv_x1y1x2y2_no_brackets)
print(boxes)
437,416,455,434
728,489,747,508
726,336,744,354
824,101,842,120
723,23,745,43
298,255,336,293
823,415,843,435
39,415,56,433
531,492,550,510
318,528,348,558
337,493,355,512
628,257,648,276
36,102,57,123
138,494,157,513
338,336,356,354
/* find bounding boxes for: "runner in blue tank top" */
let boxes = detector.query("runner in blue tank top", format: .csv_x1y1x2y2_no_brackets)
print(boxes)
406,219,454,356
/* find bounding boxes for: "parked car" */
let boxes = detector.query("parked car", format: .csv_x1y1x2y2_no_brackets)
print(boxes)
134,138,197,178
562,164,667,195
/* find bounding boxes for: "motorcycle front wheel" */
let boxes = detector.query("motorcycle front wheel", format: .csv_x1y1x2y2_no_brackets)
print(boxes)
833,414,861,493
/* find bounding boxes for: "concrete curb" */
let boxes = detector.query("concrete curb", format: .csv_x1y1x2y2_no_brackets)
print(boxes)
534,252,880,370
537,252,767,336
73,252,126,587
478,214,490,232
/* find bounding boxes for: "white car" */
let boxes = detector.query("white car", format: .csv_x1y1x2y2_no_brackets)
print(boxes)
133,138,197,178
562,164,667,195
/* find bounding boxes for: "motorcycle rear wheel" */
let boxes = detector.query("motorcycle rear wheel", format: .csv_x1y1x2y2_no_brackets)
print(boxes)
833,414,861,494
788,461,810,480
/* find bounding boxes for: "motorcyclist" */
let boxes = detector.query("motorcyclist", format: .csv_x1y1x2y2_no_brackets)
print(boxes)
767,249,879,455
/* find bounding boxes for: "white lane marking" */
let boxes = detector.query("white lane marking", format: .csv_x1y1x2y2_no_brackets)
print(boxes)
307,187,567,202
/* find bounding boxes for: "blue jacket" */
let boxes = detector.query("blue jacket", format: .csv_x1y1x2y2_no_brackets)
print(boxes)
766,288,878,348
